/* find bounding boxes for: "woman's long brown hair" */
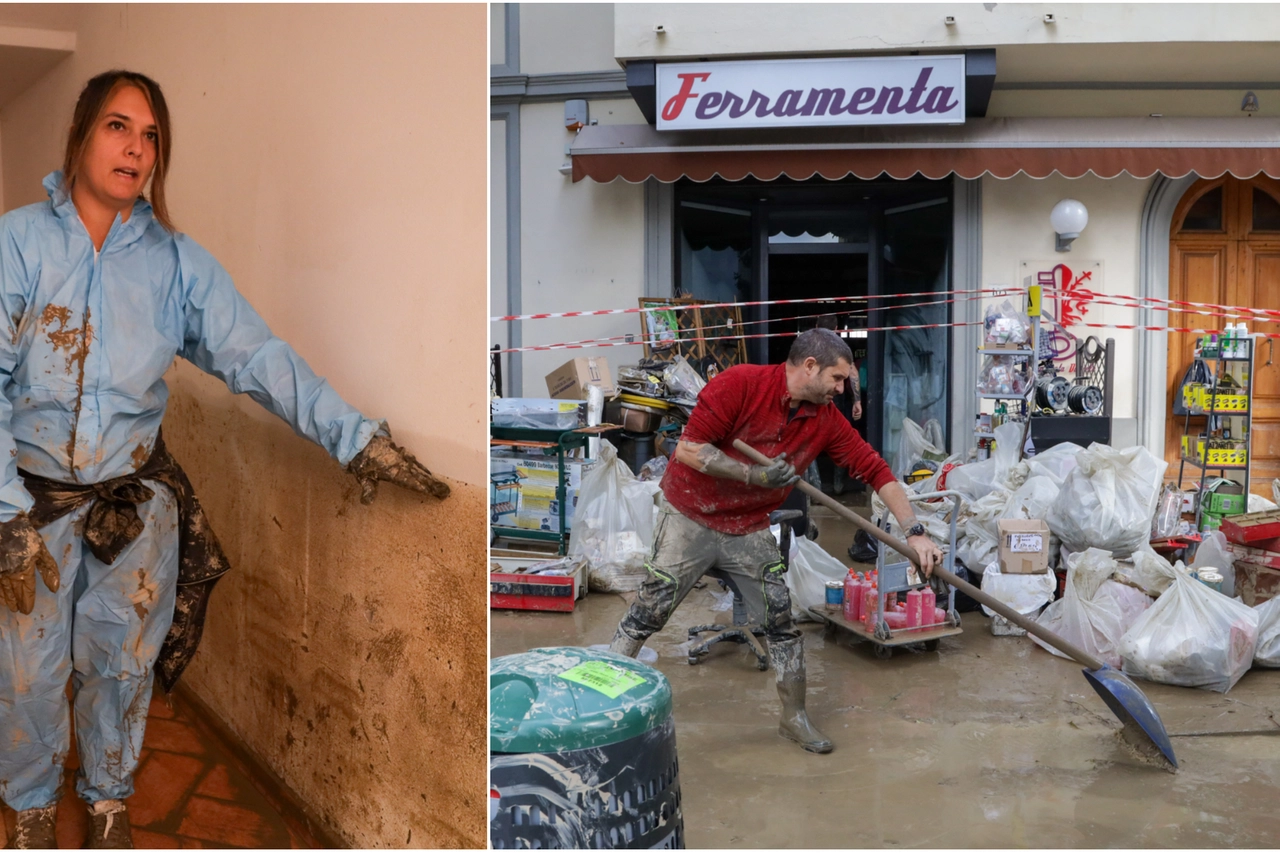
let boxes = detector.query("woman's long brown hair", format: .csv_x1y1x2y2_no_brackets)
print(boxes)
62,70,175,233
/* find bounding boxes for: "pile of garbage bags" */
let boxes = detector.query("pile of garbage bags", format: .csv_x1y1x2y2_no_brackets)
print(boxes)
1014,544,1271,693
880,416,1279,693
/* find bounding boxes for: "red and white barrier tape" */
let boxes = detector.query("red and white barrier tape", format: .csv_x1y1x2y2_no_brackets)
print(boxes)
490,287,1011,323
495,285,1280,354
497,321,976,354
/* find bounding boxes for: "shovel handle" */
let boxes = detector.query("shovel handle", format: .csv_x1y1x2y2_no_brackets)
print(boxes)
732,439,1105,671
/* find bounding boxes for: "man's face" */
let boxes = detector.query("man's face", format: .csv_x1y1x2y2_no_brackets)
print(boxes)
77,85,158,213
798,357,851,405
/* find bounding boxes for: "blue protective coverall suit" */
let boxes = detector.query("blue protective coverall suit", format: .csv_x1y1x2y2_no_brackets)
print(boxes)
0,172,381,811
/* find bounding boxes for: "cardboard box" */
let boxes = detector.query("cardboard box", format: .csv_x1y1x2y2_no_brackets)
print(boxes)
489,452,591,534
491,398,587,430
489,550,588,611
998,519,1050,574
545,357,616,400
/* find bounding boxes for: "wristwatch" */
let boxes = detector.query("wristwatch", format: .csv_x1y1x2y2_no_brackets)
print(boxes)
905,522,926,538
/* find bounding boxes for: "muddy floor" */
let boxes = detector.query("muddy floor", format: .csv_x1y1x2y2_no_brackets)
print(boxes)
491,499,1280,848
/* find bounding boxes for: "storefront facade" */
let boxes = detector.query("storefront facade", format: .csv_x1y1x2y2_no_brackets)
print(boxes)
492,3,1280,481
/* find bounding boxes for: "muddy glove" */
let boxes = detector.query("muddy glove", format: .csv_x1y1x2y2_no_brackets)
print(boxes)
348,433,450,505
0,513,60,615
745,452,800,489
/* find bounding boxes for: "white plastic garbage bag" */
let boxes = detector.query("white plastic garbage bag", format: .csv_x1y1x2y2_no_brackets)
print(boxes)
1007,475,1060,521
1047,444,1168,557
894,417,946,478
949,422,1028,501
1248,493,1278,514
1094,579,1154,635
990,421,1028,484
1032,548,1127,667
569,441,661,592
948,458,998,502
784,536,849,622
1113,549,1179,598
870,484,957,545
979,562,1056,619
1117,567,1260,693
1190,530,1236,595
1024,442,1083,486
1254,596,1280,667
955,489,1008,572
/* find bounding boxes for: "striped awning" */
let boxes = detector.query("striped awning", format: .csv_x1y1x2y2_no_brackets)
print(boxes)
569,117,1280,183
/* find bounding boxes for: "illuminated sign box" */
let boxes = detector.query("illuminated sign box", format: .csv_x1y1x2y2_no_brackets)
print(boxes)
656,55,966,131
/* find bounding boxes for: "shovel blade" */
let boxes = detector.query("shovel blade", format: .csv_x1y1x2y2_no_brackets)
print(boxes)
1082,664,1178,769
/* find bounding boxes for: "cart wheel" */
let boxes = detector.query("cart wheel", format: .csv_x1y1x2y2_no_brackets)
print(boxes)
923,639,941,652
873,644,893,660
756,658,769,672
688,655,700,667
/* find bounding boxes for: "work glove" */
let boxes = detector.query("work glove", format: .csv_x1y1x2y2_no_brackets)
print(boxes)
745,452,800,489
0,513,60,615
348,433,450,505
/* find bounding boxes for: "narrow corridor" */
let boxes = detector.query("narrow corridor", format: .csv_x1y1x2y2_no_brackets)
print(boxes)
3,691,323,849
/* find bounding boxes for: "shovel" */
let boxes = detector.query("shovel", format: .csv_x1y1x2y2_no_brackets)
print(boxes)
733,439,1179,770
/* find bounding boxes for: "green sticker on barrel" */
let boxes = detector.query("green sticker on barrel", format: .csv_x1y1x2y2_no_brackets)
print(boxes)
559,661,647,698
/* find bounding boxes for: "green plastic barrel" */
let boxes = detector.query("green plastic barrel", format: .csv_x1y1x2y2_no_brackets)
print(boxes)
489,647,684,849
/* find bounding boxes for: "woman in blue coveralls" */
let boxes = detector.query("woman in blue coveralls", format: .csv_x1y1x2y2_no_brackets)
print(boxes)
0,71,448,848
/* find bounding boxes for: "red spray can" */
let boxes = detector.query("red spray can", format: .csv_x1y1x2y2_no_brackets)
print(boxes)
922,586,937,627
906,589,922,629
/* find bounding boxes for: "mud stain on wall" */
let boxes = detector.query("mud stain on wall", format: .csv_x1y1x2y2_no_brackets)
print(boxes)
161,363,487,848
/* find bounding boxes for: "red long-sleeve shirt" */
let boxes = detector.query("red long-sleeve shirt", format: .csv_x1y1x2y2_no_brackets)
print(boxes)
661,363,896,534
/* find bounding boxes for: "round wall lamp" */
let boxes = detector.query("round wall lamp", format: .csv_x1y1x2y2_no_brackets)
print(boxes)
1051,199,1088,252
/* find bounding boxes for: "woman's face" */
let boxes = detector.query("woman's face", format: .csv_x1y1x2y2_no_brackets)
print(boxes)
76,84,158,214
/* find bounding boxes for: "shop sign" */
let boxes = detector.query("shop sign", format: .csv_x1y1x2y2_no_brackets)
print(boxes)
656,55,965,131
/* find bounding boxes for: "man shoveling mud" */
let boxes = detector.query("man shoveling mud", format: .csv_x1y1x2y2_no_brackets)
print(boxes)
607,328,942,754
0,70,449,848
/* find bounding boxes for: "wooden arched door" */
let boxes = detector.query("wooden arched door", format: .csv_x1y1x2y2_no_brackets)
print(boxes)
1166,176,1280,494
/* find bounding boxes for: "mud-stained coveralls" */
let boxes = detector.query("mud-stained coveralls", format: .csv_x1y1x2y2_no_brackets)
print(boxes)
0,173,382,812
615,362,897,645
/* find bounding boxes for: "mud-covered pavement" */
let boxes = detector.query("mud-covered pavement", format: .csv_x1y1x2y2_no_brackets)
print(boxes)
491,504,1280,848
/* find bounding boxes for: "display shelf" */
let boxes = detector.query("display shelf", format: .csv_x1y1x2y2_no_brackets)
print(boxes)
489,424,620,555
1180,455,1249,472
1174,337,1254,535
977,347,1035,356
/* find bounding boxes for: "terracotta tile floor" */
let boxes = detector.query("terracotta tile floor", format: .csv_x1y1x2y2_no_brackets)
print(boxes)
2,692,319,849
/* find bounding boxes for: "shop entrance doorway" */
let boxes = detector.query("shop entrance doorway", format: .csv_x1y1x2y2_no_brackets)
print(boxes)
1166,176,1280,493
674,178,953,474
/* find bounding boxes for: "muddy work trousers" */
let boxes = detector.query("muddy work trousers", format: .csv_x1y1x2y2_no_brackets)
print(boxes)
0,481,178,812
617,496,799,645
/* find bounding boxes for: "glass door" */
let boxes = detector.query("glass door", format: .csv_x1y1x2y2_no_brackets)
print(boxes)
676,199,753,304
871,196,952,474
